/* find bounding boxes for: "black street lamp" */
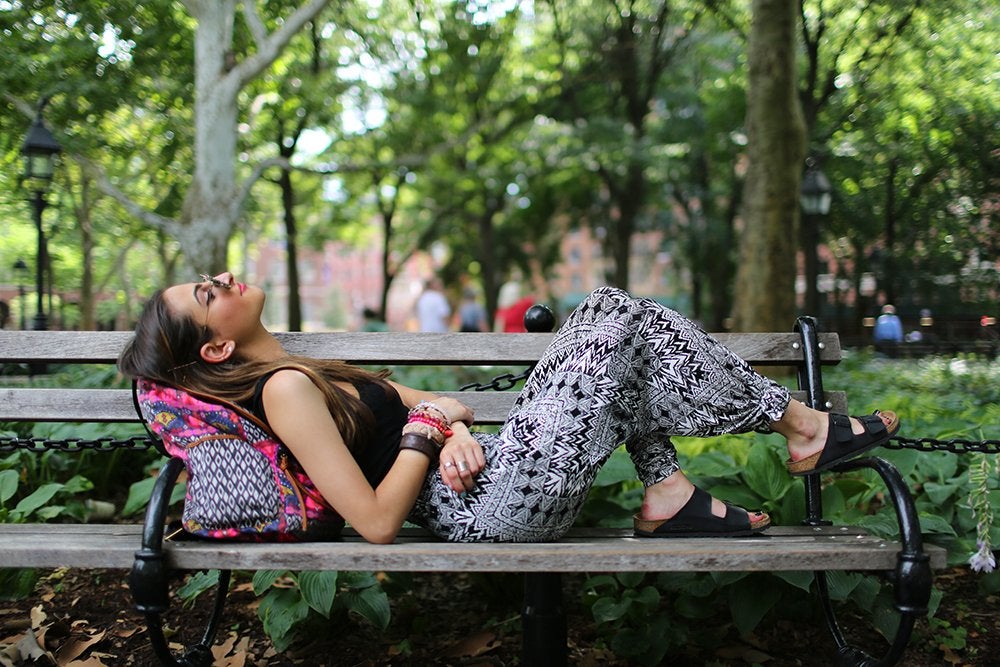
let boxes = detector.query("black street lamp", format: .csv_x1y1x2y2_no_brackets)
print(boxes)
13,259,28,330
800,158,832,317
20,107,62,331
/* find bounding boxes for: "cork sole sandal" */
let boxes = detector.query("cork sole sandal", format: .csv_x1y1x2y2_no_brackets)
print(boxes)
633,487,771,538
786,410,900,476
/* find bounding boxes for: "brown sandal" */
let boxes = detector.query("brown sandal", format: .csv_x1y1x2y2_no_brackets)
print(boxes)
634,487,771,538
786,410,900,476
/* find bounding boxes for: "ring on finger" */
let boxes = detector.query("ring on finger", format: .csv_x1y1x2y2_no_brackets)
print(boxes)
444,461,456,469
457,461,470,473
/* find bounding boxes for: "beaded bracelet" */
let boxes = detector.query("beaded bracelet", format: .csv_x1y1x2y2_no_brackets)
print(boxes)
407,413,453,438
407,403,453,439
413,401,450,423
399,433,439,461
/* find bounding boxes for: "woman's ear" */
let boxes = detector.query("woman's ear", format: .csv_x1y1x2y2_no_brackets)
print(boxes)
200,340,235,364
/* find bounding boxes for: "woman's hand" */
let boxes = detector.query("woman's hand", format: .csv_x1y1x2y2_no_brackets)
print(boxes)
424,396,474,426
438,422,484,493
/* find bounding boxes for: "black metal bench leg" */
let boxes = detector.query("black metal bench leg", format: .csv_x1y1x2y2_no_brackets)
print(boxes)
129,457,231,666
522,572,567,667
824,456,931,667
795,316,930,666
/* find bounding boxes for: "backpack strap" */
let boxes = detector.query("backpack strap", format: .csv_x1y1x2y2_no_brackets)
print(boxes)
131,379,169,457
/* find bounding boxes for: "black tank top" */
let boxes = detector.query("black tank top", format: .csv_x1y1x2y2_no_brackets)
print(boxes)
244,372,407,488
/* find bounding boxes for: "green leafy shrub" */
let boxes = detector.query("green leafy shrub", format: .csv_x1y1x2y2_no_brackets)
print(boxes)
176,569,390,652
575,351,1000,658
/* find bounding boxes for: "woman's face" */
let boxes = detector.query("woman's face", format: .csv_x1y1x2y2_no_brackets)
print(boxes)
162,271,265,344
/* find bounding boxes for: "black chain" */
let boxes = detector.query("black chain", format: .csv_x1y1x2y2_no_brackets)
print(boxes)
886,435,1000,455
0,435,158,453
459,368,533,392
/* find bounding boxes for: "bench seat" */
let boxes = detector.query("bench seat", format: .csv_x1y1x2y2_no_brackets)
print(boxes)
0,523,946,572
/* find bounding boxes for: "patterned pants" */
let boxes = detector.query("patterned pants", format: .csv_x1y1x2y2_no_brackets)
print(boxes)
410,287,790,542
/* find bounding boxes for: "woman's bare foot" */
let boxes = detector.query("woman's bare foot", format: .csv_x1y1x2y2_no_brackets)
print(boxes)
775,401,898,464
640,469,768,525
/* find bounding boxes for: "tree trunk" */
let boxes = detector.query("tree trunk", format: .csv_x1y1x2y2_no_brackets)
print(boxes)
74,169,96,331
731,0,806,332
883,156,899,305
476,193,504,326
278,166,302,331
182,0,241,271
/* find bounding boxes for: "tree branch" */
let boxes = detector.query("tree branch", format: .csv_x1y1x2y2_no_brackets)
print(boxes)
231,0,331,88
74,155,178,233
242,1,268,47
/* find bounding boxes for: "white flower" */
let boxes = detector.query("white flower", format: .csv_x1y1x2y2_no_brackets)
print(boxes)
969,543,996,574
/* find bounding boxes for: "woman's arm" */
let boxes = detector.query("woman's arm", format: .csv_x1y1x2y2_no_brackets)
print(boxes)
263,369,431,544
388,381,484,493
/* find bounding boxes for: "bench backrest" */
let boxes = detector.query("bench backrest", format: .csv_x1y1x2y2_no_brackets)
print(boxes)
0,329,844,426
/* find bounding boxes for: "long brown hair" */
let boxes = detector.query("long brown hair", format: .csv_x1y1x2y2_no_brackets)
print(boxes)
118,289,389,452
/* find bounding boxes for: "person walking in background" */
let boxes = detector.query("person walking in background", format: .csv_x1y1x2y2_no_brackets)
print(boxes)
495,279,535,333
873,304,903,356
457,287,488,332
415,277,451,333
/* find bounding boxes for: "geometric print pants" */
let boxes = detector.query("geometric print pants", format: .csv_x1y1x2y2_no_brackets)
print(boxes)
409,287,791,542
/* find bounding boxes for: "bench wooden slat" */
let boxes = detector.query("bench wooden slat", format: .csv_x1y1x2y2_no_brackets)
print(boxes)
0,331,842,365
0,524,945,572
0,388,848,423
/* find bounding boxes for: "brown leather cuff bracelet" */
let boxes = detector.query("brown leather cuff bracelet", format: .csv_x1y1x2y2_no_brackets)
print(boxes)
399,433,439,461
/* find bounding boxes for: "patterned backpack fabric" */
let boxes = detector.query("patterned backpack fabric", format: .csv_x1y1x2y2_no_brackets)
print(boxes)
134,378,344,541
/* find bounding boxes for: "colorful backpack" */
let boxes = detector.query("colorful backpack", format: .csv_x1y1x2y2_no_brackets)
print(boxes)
134,378,344,541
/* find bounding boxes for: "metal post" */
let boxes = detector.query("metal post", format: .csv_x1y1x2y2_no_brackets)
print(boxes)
17,284,26,330
521,572,566,666
31,189,48,331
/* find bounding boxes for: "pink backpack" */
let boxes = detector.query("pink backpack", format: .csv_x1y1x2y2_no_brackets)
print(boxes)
134,378,344,541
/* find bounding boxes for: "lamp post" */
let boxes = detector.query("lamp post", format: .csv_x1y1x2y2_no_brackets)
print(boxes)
13,259,28,330
800,158,832,318
20,107,62,331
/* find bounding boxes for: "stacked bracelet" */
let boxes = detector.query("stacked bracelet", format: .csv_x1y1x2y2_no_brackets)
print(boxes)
406,402,453,443
399,433,440,461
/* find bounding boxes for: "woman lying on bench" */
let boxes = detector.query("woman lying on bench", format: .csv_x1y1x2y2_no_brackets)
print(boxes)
118,273,898,544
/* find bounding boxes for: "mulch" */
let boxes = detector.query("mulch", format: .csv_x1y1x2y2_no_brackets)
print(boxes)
1,566,997,666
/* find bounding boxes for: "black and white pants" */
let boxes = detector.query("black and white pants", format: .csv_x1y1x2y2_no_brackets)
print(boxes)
410,287,790,542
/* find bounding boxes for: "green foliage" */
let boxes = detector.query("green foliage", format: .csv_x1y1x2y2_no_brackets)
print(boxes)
576,353,999,656
122,466,186,517
0,459,94,524
174,568,390,654
251,569,389,652
0,454,97,600
582,573,675,666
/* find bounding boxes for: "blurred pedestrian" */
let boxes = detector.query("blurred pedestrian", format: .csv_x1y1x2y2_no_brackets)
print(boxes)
873,304,903,356
457,287,488,332
495,279,534,333
415,278,451,333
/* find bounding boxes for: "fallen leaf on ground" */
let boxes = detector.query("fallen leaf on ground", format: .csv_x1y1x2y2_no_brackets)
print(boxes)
55,629,105,665
111,624,137,639
211,633,238,661
715,644,773,663
445,630,498,658
30,605,47,629
16,629,54,664
64,658,107,667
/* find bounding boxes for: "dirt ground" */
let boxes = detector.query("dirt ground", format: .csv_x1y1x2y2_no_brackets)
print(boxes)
1,565,996,666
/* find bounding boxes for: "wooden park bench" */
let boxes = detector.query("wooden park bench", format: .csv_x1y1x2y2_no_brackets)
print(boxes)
0,312,946,666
